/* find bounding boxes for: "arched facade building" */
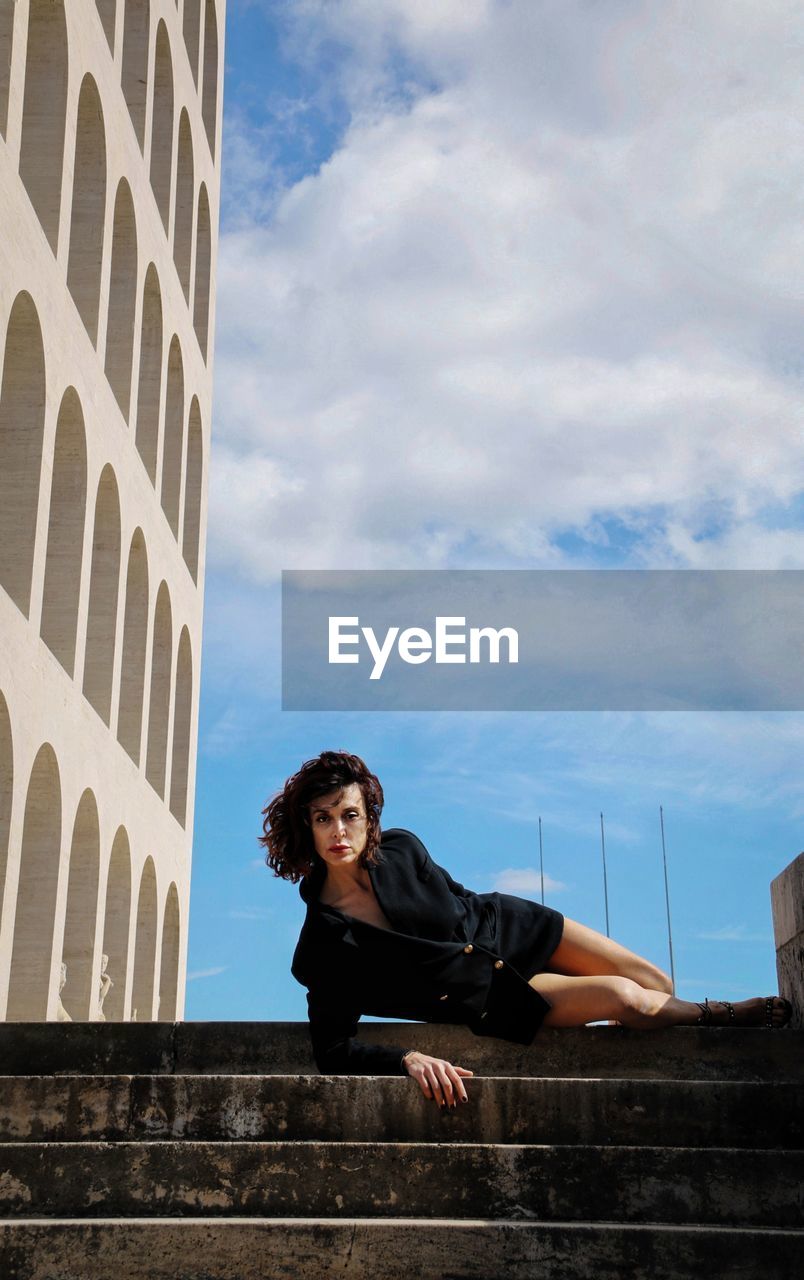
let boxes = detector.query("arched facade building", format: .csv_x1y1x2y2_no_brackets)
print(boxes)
0,0,224,1021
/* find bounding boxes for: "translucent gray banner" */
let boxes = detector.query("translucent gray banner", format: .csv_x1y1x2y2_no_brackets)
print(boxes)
281,570,804,710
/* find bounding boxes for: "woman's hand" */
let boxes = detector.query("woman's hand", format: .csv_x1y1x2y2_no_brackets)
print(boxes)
401,1051,473,1107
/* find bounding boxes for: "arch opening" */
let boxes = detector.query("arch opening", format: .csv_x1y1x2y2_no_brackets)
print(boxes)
134,264,163,482
182,399,203,582
145,582,172,798
99,827,132,1021
158,883,180,1019
40,389,88,675
60,790,101,1021
183,1,201,87
201,0,218,158
160,336,184,536
131,857,158,1021
0,693,13,923
0,293,47,616
0,1,14,139
6,745,62,1020
19,0,69,251
169,628,192,826
193,184,211,359
104,180,138,421
173,110,194,301
121,0,150,150
95,2,116,52
67,75,108,346
149,22,174,232
82,466,121,724
117,529,149,764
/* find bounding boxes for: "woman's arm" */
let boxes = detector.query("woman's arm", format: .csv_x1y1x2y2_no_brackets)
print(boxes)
307,989,474,1103
400,1049,473,1107
306,986,411,1075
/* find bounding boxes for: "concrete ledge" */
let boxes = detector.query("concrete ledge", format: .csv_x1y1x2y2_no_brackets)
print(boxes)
0,1141,801,1227
1,1219,802,1280
777,938,804,1029
0,1022,801,1080
0,1075,800,1147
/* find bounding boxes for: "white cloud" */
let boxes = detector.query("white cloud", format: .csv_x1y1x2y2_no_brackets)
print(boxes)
663,522,804,569
219,107,282,229
213,1,804,582
186,966,228,981
492,867,567,895
697,923,773,943
404,710,804,819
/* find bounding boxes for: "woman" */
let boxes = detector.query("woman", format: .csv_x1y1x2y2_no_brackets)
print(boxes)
261,750,792,1109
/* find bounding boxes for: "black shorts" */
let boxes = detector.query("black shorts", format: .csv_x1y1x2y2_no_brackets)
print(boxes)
478,891,565,979
468,893,565,1044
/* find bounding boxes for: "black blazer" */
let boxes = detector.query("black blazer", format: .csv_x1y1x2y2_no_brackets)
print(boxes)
291,827,550,1074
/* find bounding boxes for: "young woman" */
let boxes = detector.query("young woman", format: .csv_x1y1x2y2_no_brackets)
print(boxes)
261,749,792,1108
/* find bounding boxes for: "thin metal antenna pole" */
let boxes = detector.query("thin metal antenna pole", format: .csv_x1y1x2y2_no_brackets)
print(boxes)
600,811,610,938
659,805,676,995
538,816,545,905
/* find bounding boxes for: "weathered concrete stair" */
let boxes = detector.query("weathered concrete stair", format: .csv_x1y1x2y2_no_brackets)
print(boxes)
0,1021,802,1278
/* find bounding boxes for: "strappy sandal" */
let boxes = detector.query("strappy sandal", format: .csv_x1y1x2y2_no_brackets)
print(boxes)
695,996,793,1028
695,998,734,1026
763,996,793,1028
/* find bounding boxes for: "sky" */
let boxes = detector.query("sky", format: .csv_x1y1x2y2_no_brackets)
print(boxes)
185,0,804,1021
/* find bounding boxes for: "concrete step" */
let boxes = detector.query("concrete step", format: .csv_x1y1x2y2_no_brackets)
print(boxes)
0,1141,801,1227
1,1218,802,1280
1,1021,801,1080
0,1074,800,1147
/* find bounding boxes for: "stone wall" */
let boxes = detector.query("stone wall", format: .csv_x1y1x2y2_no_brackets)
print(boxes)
771,852,804,1030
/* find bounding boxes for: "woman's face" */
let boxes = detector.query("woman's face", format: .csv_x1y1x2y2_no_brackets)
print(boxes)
307,782,369,869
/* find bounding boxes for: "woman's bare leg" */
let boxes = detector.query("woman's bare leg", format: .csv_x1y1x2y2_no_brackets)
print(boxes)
548,917,673,993
533,973,691,1027
531,972,791,1029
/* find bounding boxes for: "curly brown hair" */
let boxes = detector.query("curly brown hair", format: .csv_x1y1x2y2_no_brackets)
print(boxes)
260,750,385,882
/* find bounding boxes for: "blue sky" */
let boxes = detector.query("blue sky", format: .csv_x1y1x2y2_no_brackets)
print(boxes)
185,1,804,1021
